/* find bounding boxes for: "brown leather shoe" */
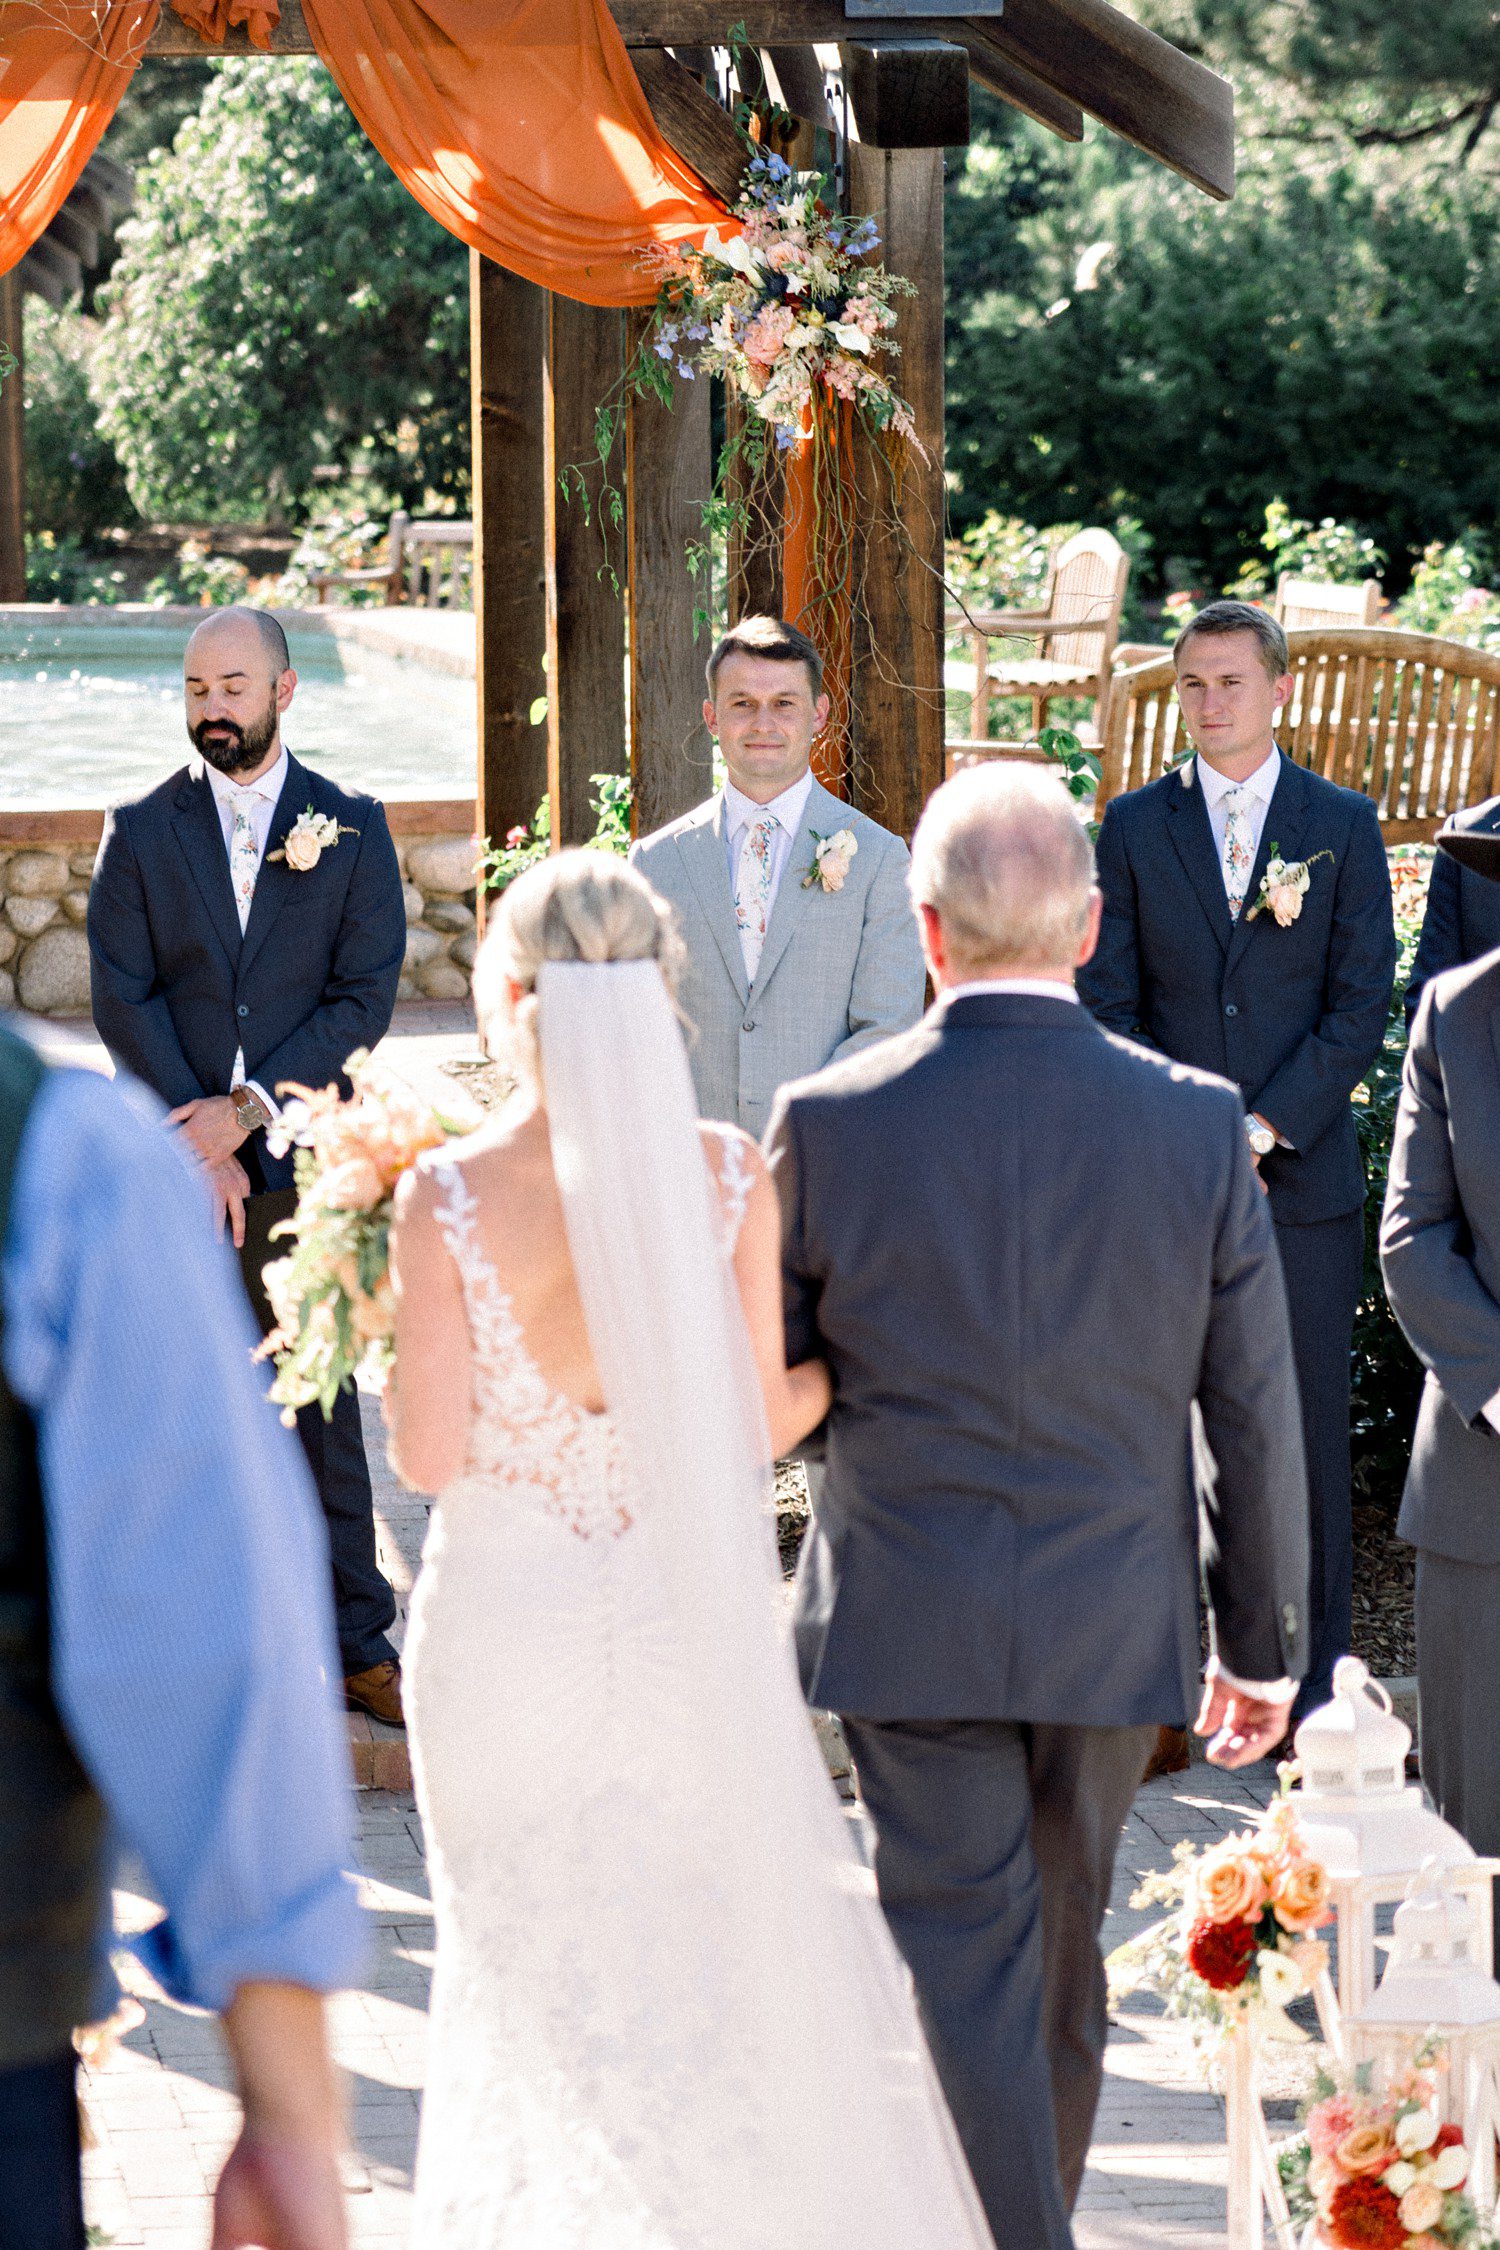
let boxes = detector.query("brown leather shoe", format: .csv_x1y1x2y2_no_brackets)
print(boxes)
1140,1724,1191,1785
345,1659,405,1729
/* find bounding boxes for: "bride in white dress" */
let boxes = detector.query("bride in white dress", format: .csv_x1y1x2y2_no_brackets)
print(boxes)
385,850,993,2250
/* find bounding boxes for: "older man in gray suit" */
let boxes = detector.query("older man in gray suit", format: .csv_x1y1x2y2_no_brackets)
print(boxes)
1382,826,1500,1943
629,615,924,1132
767,765,1310,2250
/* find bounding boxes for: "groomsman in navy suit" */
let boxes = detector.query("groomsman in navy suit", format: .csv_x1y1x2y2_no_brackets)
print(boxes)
1081,600,1396,1732
1405,794,1500,1024
87,606,408,1725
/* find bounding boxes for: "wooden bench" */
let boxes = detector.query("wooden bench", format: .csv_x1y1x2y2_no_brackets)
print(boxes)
1274,574,1383,633
1100,628,1500,840
311,512,473,608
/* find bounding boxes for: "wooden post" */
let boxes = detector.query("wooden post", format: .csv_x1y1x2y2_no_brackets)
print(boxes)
625,308,714,835
724,380,783,622
0,272,24,604
470,255,548,872
846,144,947,840
543,294,627,847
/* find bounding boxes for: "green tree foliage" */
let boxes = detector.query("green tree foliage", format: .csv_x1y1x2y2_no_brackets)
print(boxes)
93,58,469,525
22,300,134,541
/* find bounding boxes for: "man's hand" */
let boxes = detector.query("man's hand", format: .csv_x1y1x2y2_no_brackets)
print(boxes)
169,1094,249,1168
212,2124,346,2250
1194,1674,1295,1769
215,1984,346,2250
209,1156,251,1250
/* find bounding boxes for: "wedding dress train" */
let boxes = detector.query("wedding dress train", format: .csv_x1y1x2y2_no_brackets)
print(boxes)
404,960,993,2250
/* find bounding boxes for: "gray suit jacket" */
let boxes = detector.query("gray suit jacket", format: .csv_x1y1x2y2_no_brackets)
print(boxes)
1382,950,1500,1562
629,779,925,1132
766,992,1310,1727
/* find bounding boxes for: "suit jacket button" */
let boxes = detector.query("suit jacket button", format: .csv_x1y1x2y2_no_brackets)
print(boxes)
1283,1603,1298,1635
743,1019,755,1033
236,1004,249,1018
1224,1002,1239,1017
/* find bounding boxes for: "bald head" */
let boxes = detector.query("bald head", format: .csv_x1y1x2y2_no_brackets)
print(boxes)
184,606,296,780
909,764,1099,984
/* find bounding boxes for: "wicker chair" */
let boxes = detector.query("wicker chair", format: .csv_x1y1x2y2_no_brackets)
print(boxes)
965,529,1131,742
1100,628,1500,841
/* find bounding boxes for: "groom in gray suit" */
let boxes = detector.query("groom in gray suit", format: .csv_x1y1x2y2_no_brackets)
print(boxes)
629,615,924,1132
1382,823,1500,1944
767,765,1309,2250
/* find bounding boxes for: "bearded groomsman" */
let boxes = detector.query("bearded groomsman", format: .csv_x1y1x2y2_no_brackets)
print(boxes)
1081,599,1396,1733
629,614,925,1133
87,605,409,1727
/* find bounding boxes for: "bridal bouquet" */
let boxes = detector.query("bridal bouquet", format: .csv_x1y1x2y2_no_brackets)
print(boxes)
1106,1778,1332,2045
257,1050,454,1421
1280,2057,1493,2250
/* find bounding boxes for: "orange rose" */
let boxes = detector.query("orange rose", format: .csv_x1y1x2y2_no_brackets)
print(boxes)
315,1156,386,1212
1274,1858,1331,1934
1336,2125,1396,2178
1194,1844,1268,1926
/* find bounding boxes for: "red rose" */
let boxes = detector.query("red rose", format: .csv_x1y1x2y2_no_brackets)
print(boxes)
1185,1914,1259,1991
1434,2123,1465,2153
1325,2177,1406,2250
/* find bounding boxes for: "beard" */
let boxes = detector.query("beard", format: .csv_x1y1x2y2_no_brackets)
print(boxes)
191,698,279,775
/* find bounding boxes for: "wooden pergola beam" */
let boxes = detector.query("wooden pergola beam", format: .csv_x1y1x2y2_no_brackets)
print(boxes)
842,38,971,148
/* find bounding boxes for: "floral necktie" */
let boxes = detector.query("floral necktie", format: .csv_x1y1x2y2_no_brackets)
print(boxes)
1220,785,1255,921
229,802,260,933
733,813,779,983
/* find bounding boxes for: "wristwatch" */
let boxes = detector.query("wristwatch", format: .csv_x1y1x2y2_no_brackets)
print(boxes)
1245,1115,1277,1160
231,1083,271,1134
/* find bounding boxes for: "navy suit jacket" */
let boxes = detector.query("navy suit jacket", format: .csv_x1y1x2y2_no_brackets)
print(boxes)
1080,753,1397,1227
767,994,1309,1726
87,753,405,1191
1404,795,1500,1027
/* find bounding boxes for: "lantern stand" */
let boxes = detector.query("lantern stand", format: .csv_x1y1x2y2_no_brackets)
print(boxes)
1345,1861,1500,2216
1290,1659,1500,2017
1224,2025,1300,2250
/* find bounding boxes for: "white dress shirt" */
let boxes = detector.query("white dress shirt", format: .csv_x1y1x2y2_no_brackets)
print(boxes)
1195,745,1281,887
945,968,1292,1706
201,744,287,1115
723,770,815,924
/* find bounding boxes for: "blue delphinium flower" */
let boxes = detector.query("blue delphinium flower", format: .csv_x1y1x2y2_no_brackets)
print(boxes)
677,361,695,380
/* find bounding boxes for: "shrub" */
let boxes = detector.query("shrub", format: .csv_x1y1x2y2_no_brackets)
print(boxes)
143,538,250,607
1226,500,1387,602
22,300,134,544
24,531,129,604
1392,537,1500,648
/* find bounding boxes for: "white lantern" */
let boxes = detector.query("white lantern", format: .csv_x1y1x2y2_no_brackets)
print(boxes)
1346,1861,1500,2213
1290,1657,1500,2014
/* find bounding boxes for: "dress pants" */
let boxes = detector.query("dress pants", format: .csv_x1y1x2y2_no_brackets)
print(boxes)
0,2051,85,2250
239,1178,397,1676
1275,1210,1364,1721
841,1716,1155,2250
1414,1549,1500,1960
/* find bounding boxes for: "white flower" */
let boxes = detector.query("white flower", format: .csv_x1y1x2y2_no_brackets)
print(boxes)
1395,2108,1441,2157
1383,2161,1418,2197
271,805,356,873
1431,2143,1470,2190
1254,1949,1303,2007
829,322,874,355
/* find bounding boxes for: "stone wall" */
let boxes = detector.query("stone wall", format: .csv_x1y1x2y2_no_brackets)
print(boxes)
0,803,478,1019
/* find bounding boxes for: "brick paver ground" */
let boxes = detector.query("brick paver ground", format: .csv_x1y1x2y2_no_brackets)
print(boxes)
72,1004,1296,2245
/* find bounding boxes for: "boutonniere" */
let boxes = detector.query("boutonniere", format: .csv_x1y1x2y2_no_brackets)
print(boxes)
1244,845,1334,926
801,827,858,893
268,806,358,872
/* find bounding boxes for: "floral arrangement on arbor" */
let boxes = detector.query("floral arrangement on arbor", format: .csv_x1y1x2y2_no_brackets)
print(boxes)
259,1050,456,1420
1107,1779,1333,2045
639,151,919,456
1280,2058,1494,2250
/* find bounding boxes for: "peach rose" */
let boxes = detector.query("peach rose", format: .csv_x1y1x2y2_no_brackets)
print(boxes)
1336,2125,1397,2178
1398,2182,1445,2234
1194,1845,1268,1926
1274,1857,1331,1934
1267,881,1303,927
284,827,322,872
351,1280,395,1343
822,860,849,892
315,1156,385,1211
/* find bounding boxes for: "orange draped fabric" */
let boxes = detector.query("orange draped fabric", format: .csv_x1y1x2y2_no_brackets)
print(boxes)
300,0,726,305
0,3,157,283
0,0,727,304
